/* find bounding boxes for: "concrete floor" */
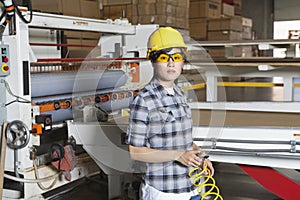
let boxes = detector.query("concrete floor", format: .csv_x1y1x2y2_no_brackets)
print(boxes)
45,162,289,200
45,77,300,200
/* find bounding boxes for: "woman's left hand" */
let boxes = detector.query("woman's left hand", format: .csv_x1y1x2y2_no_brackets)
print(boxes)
203,158,214,176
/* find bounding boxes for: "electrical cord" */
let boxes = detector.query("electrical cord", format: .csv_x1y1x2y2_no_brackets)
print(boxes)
188,156,223,200
1,79,31,106
33,159,58,190
4,171,61,183
12,0,32,24
0,0,32,39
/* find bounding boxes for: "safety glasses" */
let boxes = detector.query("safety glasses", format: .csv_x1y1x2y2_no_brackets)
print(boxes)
155,53,185,63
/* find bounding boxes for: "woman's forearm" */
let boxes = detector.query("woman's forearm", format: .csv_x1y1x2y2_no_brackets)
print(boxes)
129,145,183,163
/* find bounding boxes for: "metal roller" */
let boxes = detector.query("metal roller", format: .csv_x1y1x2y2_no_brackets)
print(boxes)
31,70,128,97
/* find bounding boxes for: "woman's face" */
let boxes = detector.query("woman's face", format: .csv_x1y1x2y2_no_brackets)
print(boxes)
153,48,184,86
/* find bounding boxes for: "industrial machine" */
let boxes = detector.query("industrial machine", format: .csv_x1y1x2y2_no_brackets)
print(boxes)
0,1,299,200
0,2,156,198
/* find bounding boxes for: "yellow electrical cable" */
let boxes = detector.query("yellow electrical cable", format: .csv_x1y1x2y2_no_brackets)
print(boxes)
188,159,223,200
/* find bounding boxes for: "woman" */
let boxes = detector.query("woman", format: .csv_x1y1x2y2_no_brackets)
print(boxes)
126,27,214,200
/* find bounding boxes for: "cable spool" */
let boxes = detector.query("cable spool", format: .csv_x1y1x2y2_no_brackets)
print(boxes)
188,158,223,200
5,120,30,149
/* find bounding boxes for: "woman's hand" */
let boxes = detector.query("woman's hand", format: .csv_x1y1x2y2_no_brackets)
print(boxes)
176,150,215,176
176,150,202,167
203,158,215,176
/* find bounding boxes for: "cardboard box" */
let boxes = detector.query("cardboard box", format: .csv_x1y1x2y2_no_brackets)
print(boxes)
155,0,181,4
176,18,189,29
32,0,63,13
64,30,101,40
156,3,175,15
176,6,189,18
242,17,253,27
137,0,156,4
33,0,101,18
62,0,81,17
101,0,132,6
177,0,190,7
102,5,132,20
81,39,99,51
242,26,252,39
166,16,176,26
66,38,82,51
32,0,82,16
64,31,82,39
222,3,234,17
137,15,167,26
208,46,253,58
207,30,242,40
190,0,221,19
80,0,101,18
222,0,234,4
82,31,101,40
137,15,155,24
131,15,138,24
187,49,210,60
137,3,156,15
233,0,242,15
190,0,221,3
189,18,208,40
208,16,242,32
132,4,138,16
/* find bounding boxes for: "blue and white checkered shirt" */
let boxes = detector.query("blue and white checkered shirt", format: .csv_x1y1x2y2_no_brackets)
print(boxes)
126,79,196,193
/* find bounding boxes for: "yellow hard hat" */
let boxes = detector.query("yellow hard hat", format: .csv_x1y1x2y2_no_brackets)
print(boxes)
147,27,187,58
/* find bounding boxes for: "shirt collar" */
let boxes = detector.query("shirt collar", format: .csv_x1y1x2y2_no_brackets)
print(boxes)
150,79,184,97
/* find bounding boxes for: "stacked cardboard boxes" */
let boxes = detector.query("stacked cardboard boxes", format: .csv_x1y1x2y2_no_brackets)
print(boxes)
100,0,133,21
207,12,254,58
100,0,189,29
32,0,102,57
130,0,189,30
32,0,101,19
242,16,253,40
189,0,222,40
207,16,242,41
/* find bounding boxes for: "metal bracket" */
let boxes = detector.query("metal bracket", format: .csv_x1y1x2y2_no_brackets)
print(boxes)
290,140,297,153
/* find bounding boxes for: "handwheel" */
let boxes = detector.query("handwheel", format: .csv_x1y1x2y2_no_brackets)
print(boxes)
6,120,30,149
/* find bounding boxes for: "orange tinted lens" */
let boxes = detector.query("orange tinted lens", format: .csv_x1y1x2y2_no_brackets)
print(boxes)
156,54,170,62
171,53,184,62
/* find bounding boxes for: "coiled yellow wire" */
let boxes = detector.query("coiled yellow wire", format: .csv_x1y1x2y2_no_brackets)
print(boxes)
188,160,223,200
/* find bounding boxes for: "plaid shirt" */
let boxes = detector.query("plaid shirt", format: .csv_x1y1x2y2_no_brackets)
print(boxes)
126,79,195,193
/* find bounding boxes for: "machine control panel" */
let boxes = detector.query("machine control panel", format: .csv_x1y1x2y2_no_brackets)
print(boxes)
0,44,10,76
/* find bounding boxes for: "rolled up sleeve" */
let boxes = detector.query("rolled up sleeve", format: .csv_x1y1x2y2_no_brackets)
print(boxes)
126,96,149,147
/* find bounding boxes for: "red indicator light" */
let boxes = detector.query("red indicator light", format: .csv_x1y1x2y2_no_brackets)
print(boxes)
3,57,8,63
3,65,9,71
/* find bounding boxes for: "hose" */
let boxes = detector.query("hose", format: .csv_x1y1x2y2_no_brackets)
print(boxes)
4,170,61,183
33,159,58,190
188,157,223,200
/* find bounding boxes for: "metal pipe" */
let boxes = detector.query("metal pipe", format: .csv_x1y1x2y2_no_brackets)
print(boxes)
195,137,299,145
205,150,300,159
35,57,147,63
202,146,298,153
30,42,97,48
